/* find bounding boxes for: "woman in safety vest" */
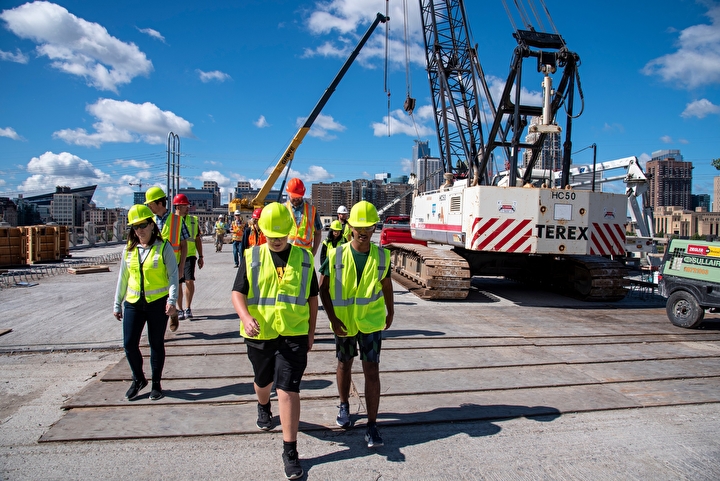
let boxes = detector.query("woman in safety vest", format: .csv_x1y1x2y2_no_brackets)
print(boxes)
320,220,345,266
231,202,318,480
318,201,394,448
113,204,179,402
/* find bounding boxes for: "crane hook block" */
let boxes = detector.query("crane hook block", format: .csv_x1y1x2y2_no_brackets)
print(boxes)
404,96,416,115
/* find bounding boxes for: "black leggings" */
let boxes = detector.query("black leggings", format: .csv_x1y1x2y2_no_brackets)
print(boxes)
123,296,168,383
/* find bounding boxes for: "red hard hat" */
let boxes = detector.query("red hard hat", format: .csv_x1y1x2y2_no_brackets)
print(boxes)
173,194,190,205
286,178,305,197
252,208,263,219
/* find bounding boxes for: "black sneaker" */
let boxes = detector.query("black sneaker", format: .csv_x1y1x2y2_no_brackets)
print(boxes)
256,402,274,430
282,451,303,480
125,379,147,400
365,424,384,448
149,382,163,401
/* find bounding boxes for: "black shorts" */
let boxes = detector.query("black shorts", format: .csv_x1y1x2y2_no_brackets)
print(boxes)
183,256,197,281
335,330,383,363
245,335,308,393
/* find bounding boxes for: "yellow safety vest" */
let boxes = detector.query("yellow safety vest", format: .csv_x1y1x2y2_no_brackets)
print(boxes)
328,243,390,336
286,201,316,249
341,222,351,243
125,240,170,303
243,245,313,339
184,215,199,257
160,213,182,263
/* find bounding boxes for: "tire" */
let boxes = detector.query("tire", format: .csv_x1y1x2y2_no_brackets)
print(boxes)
666,290,705,328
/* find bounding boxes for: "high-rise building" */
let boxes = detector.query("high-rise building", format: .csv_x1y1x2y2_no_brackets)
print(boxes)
203,181,221,208
522,116,562,171
646,150,692,211
133,191,145,205
692,194,711,212
714,177,720,212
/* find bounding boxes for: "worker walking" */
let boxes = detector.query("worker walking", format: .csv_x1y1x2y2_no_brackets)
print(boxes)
145,186,190,332
284,178,323,256
113,205,178,401
318,201,394,448
230,210,245,268
231,202,318,480
214,215,227,252
320,220,345,266
336,205,351,243
243,208,267,251
173,194,204,320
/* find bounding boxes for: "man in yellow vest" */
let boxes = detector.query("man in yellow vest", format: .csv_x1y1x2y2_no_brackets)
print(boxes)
145,186,189,332
318,201,394,449
284,177,322,256
231,202,318,480
173,194,204,320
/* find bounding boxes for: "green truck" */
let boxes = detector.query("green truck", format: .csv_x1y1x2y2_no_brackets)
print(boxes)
658,239,720,328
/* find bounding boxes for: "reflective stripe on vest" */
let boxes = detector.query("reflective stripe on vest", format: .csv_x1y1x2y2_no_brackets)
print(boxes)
161,213,182,262
329,243,389,336
286,201,315,249
185,215,199,257
125,240,170,303
244,245,312,338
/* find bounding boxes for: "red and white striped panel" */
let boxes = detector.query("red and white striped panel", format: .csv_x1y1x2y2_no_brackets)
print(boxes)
590,222,626,255
470,217,533,253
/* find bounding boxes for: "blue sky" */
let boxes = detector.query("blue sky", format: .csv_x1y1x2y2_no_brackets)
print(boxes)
1,0,720,209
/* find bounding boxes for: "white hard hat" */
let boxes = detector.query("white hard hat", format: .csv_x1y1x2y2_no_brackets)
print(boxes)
234,210,241,215
337,205,349,214
218,214,223,219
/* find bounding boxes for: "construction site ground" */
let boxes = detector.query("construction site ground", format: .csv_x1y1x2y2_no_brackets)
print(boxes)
1,237,720,480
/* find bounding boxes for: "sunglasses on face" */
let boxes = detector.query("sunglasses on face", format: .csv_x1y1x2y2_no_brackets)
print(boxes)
132,222,150,230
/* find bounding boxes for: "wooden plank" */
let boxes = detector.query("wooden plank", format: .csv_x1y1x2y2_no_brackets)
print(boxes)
40,379,720,442
67,265,110,275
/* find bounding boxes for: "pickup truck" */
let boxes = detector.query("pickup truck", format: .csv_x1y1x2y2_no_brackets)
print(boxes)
379,215,427,247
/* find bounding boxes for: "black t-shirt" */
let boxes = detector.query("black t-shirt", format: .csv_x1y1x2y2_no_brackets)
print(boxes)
232,245,319,297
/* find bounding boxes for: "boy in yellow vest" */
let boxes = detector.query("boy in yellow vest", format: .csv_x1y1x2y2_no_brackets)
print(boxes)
231,202,318,480
318,201,394,448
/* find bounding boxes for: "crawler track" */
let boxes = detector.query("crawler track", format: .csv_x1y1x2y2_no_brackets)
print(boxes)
386,243,471,299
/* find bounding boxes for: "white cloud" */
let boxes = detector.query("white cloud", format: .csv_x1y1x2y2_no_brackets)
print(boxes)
103,184,134,207
53,98,193,147
642,3,720,89
304,0,425,68
660,135,673,143
400,158,413,174
372,104,435,137
199,170,233,198
0,2,152,92
197,69,231,83
255,115,270,128
682,98,720,118
0,127,25,141
298,113,346,140
17,151,111,192
137,27,165,43
0,48,28,63
114,159,151,169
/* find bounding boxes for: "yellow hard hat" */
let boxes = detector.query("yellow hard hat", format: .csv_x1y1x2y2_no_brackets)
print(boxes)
330,220,343,231
257,202,294,238
144,186,166,204
349,201,379,228
127,204,154,225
